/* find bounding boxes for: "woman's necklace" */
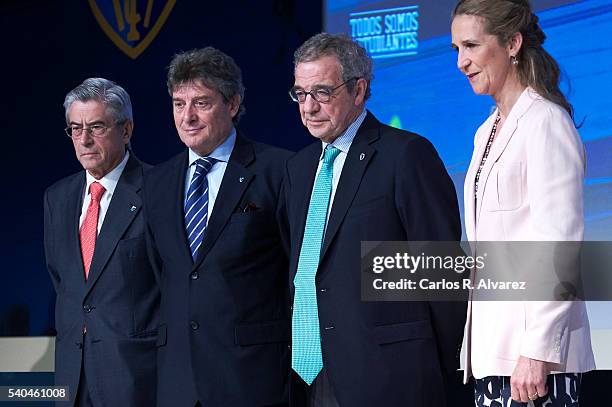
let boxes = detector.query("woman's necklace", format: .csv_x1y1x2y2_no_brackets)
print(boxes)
474,113,502,198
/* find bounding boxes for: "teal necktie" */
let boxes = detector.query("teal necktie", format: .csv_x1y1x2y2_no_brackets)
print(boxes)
292,145,341,385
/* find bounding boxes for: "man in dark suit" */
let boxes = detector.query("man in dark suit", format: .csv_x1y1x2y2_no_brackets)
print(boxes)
285,34,466,406
44,78,159,406
144,47,291,407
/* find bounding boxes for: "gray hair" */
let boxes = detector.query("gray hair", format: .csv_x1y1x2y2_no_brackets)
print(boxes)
167,47,245,124
63,77,133,124
294,33,373,100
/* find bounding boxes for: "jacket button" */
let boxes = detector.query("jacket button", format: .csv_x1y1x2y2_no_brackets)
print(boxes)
190,271,199,280
190,320,199,330
324,325,335,330
319,288,327,293
83,304,92,313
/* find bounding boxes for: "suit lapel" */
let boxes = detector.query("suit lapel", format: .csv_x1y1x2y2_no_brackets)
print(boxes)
192,135,254,269
320,112,379,263
475,88,535,225
289,144,321,277
169,151,195,264
464,114,495,240
84,156,142,296
67,174,88,291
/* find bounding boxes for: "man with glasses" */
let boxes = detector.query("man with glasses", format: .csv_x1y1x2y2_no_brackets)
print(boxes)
143,47,291,406
285,33,465,406
44,78,159,406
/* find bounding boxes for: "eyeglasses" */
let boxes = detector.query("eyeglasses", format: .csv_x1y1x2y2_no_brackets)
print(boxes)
64,122,122,139
289,77,359,104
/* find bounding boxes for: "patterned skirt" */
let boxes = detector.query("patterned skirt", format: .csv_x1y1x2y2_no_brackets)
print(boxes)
474,373,582,407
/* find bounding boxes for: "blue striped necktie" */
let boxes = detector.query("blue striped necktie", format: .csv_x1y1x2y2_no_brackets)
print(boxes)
184,157,217,261
292,145,341,385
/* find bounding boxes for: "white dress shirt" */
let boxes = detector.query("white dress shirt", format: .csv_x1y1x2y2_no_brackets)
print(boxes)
184,129,236,224
79,151,130,234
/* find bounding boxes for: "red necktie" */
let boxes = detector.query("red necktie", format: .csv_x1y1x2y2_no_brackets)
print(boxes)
80,182,106,279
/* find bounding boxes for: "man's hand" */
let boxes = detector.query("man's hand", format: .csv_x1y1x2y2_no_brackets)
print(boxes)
510,355,549,402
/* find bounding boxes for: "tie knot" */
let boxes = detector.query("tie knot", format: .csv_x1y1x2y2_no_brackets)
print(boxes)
194,157,218,176
322,146,341,165
89,182,106,202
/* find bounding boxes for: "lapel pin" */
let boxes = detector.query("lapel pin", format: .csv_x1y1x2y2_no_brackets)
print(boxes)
130,205,137,212
239,177,245,183
359,153,366,161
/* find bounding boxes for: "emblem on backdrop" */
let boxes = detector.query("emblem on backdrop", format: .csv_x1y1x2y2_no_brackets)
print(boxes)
88,0,176,59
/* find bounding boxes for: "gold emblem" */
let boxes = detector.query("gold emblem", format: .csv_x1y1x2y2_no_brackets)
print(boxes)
88,0,176,59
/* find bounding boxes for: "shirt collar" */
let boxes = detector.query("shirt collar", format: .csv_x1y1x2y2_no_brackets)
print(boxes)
85,150,130,197
319,109,367,160
188,128,236,167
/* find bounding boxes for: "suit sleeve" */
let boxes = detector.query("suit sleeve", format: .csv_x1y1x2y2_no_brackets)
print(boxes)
43,189,60,292
142,179,163,286
395,137,466,376
276,164,291,258
519,107,585,364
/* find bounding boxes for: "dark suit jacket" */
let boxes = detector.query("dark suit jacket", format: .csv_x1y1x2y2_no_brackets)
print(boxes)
285,112,466,407
44,154,160,406
144,135,291,407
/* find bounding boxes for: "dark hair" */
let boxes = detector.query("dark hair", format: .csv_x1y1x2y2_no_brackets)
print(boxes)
294,33,373,101
167,47,245,124
452,0,574,119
